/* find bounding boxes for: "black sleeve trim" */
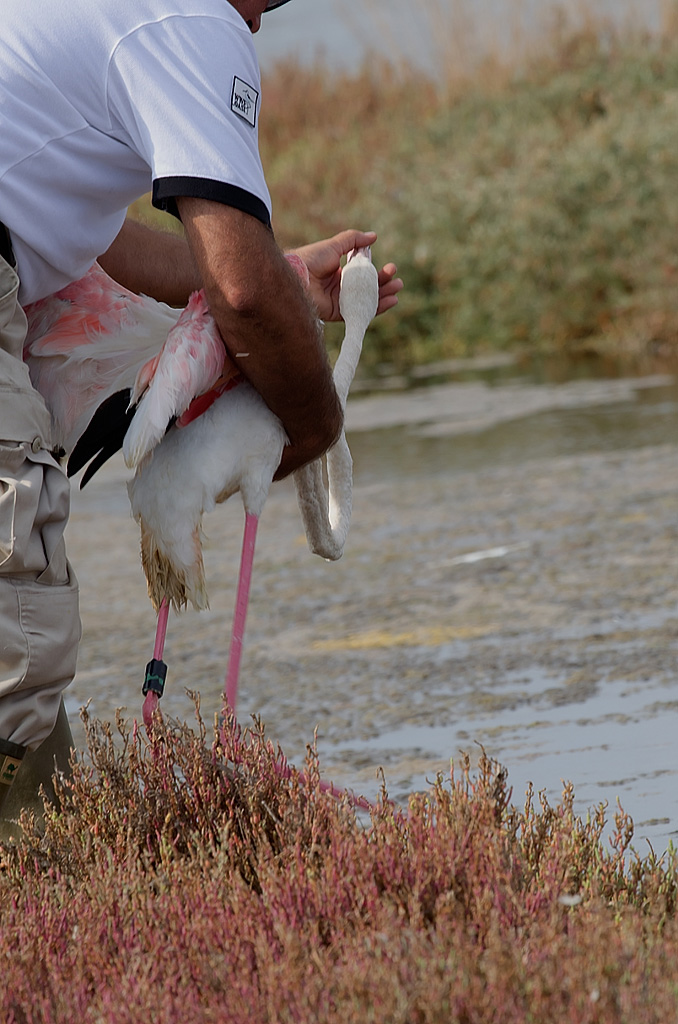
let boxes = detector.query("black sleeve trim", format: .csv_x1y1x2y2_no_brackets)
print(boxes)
152,177,271,228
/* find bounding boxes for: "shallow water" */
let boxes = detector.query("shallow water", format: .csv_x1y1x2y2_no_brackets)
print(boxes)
328,627,678,839
65,365,678,853
349,377,678,484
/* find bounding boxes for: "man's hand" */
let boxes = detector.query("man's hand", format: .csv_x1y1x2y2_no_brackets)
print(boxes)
289,229,403,322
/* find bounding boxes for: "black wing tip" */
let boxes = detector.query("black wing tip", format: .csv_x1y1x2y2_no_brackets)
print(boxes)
67,389,134,487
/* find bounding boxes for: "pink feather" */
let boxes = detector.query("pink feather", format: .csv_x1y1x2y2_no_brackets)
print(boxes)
123,290,227,467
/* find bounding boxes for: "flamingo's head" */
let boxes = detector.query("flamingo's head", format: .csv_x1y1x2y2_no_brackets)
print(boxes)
339,247,379,327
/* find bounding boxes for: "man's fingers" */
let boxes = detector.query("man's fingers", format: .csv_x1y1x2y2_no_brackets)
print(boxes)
378,262,398,281
332,229,378,258
375,265,403,316
377,292,401,315
379,275,403,295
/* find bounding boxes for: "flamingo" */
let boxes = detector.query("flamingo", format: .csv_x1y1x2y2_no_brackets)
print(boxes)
23,249,379,720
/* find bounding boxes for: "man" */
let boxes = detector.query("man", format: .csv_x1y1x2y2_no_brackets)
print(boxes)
0,0,402,832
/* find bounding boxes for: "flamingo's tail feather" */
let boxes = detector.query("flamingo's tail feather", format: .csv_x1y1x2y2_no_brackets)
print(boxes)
138,517,208,613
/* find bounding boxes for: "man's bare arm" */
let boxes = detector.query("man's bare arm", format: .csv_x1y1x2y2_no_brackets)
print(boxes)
99,217,202,305
177,196,343,476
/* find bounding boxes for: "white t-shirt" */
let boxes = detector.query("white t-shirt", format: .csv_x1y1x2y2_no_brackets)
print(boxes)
0,0,272,304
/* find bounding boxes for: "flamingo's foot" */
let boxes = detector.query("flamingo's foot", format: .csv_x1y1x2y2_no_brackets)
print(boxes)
142,692,162,735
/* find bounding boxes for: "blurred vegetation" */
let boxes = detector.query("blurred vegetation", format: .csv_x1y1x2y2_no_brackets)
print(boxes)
132,6,678,377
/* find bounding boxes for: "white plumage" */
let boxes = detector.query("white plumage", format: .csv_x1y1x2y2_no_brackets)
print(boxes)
128,372,287,611
129,248,378,612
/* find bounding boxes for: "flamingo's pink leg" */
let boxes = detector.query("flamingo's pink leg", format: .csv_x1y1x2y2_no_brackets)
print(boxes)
153,598,170,660
142,598,170,731
224,512,259,714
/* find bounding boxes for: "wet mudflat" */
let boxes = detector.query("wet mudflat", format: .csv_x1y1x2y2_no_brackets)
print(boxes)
64,369,678,851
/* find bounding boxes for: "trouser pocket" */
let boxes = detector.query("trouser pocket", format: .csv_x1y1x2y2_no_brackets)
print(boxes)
0,566,80,747
0,440,70,583
2,566,81,693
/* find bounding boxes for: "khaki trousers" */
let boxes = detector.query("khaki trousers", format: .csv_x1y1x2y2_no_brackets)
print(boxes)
0,256,80,750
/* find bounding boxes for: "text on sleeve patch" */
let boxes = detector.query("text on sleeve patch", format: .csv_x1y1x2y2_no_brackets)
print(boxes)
231,77,259,127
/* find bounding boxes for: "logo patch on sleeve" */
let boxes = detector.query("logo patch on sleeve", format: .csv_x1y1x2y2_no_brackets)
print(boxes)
231,77,259,127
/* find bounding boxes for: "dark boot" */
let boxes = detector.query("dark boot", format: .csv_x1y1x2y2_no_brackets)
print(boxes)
0,699,74,843
0,734,26,823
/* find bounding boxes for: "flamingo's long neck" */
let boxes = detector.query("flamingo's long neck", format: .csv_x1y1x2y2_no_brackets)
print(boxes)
292,250,379,563
332,320,368,407
334,253,379,407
